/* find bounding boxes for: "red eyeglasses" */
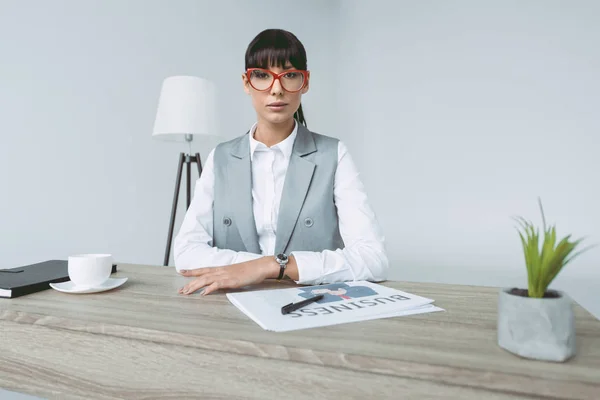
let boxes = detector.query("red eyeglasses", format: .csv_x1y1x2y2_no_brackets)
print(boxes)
245,68,309,93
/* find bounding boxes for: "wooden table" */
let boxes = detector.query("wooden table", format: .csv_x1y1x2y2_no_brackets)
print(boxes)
0,263,598,399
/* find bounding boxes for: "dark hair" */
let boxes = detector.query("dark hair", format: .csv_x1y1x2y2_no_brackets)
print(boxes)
245,29,308,127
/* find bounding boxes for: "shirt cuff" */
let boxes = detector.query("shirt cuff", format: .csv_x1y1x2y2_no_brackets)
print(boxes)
291,251,324,285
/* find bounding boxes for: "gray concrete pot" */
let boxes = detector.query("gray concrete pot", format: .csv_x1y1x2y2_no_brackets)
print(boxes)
497,288,575,362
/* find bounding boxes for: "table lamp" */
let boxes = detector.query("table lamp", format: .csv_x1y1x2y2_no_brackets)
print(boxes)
153,75,218,266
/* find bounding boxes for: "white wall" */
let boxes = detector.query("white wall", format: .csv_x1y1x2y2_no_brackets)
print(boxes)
337,0,600,317
0,0,339,267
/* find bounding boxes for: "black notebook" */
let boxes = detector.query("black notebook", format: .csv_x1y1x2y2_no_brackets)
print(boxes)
0,259,118,299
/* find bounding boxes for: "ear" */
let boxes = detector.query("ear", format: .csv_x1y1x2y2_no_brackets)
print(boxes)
301,71,310,94
241,73,251,95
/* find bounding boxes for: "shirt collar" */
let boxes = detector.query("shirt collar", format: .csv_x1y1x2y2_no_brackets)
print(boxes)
248,119,298,161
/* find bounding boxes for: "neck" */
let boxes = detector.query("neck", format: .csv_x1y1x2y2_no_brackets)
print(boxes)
253,118,295,147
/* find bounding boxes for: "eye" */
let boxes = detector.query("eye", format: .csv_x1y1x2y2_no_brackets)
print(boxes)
251,70,269,79
284,72,299,79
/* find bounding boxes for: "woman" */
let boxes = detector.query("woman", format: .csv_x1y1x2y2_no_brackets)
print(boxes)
174,28,388,296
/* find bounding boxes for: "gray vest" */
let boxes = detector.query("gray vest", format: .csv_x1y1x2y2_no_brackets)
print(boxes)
212,123,344,255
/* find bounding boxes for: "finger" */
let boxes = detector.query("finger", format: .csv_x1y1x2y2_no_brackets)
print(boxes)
182,278,208,294
178,268,208,277
180,276,214,295
179,268,231,293
202,278,237,296
179,267,222,277
201,281,221,296
180,281,205,295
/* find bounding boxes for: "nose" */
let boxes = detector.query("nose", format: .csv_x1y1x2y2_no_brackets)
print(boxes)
271,77,284,95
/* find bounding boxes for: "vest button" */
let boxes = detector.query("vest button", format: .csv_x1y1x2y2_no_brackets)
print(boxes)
304,217,314,227
223,217,232,226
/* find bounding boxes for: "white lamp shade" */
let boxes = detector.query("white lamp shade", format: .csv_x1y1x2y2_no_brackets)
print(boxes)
152,76,218,140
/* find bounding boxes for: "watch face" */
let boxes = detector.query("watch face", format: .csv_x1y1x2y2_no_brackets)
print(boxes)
277,253,288,262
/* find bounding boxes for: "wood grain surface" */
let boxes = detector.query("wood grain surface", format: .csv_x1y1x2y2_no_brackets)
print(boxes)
1,263,599,399
0,321,534,400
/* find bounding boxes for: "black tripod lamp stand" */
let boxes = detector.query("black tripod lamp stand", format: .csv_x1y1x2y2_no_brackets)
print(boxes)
152,75,217,266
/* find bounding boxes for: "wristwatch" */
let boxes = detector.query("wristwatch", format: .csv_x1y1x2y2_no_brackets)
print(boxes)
275,253,289,281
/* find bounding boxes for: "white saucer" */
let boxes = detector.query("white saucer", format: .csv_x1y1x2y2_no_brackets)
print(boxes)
49,277,128,294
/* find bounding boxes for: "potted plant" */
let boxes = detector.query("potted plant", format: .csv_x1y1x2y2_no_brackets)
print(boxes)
497,198,593,362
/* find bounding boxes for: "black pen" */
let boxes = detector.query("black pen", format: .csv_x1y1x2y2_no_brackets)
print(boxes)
281,294,324,315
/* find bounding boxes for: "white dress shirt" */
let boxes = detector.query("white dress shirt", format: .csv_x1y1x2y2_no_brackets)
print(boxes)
173,121,389,285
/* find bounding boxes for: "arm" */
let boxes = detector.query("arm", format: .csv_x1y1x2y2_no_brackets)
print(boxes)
173,148,263,272
290,141,389,285
177,141,389,296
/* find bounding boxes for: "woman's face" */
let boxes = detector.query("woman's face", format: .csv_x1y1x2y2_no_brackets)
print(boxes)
242,62,309,126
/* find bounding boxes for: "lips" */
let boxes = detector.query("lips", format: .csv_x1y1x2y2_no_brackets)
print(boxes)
267,102,288,107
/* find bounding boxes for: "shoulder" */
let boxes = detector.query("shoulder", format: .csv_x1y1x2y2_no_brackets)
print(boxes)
214,132,249,154
304,126,339,148
303,126,350,161
212,131,250,165
299,125,341,162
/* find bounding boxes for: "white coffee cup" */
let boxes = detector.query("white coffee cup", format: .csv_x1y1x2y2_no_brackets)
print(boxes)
68,254,113,288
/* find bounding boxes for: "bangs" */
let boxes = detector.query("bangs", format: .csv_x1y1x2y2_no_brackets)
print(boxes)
245,30,307,70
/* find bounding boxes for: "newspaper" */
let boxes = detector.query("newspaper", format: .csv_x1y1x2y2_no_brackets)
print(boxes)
226,281,444,332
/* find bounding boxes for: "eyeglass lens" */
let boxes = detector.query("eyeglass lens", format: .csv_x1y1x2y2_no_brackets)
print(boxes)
249,70,305,91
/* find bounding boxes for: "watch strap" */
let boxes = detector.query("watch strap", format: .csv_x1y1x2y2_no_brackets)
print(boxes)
277,264,286,280
276,254,288,281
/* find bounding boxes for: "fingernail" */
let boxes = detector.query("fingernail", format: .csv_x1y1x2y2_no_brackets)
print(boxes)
199,289,205,296
180,270,187,274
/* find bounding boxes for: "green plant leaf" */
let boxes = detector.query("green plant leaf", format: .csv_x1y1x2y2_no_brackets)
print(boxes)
512,216,536,293
513,199,594,298
528,224,541,297
563,243,597,266
540,237,577,291
538,197,547,232
538,225,557,295
517,230,533,292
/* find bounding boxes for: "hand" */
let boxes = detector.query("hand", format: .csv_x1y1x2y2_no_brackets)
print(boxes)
177,257,279,296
